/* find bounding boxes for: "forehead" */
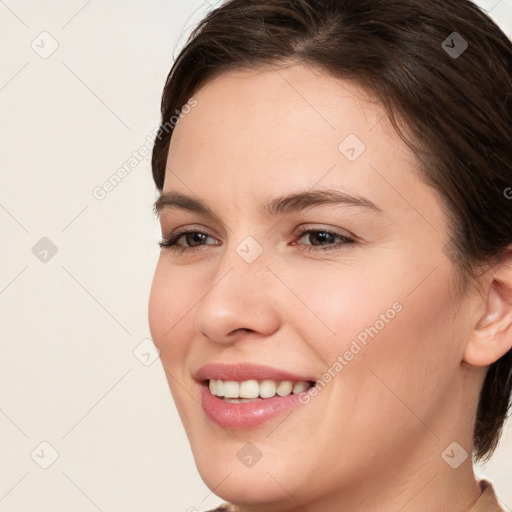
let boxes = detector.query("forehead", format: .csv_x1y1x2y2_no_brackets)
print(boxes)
177,64,388,153
169,65,408,171
163,64,444,234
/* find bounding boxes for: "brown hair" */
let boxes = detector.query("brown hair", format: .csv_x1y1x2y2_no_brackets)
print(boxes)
151,0,512,462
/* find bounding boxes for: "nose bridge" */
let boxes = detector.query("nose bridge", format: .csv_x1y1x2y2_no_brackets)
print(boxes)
193,233,280,342
213,216,272,288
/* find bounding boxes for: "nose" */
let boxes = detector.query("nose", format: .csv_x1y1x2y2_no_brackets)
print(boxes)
193,247,281,344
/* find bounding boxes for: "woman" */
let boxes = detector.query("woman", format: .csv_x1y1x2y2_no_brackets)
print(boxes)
148,0,512,510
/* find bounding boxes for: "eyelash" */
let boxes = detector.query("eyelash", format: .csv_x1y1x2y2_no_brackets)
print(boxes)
158,226,356,254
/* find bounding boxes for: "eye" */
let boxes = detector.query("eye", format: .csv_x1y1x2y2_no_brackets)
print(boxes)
158,226,356,254
292,227,356,253
158,227,219,252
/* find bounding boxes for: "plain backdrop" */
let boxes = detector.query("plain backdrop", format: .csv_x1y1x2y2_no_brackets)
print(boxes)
1,1,511,511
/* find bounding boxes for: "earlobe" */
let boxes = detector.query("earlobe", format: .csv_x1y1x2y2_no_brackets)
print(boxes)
463,252,512,367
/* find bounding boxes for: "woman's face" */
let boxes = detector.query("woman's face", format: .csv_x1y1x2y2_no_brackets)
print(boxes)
148,64,477,509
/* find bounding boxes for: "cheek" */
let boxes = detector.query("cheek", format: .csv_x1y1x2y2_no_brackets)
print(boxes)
280,262,403,361
148,262,199,429
284,258,460,405
148,261,194,365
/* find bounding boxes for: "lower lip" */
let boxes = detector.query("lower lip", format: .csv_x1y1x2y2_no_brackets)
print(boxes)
200,382,310,429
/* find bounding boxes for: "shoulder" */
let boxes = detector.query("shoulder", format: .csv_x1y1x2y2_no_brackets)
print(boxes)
205,482,506,512
470,479,505,512
204,504,237,512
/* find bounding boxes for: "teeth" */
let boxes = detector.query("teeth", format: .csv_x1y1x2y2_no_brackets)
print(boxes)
260,379,276,398
223,381,239,398
208,379,313,399
292,381,310,394
276,381,293,396
239,380,260,398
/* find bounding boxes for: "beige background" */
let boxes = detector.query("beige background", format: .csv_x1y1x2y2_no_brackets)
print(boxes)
1,1,511,511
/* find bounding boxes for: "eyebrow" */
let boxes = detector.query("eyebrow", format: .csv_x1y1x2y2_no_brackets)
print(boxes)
153,189,383,219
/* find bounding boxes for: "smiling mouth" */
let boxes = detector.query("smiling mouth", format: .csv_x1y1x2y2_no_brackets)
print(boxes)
205,378,316,402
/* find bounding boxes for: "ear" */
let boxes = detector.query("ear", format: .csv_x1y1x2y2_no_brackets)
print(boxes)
463,249,512,367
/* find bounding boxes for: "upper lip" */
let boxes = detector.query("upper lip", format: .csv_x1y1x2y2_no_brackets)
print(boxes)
195,363,316,383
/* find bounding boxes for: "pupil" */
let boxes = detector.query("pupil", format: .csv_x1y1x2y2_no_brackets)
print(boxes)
188,233,206,246
314,232,331,245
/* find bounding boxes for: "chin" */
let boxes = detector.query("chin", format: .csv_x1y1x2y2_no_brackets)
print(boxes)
191,446,283,500
199,470,291,508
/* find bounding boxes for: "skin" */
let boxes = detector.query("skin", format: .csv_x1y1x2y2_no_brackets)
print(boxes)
148,63,512,512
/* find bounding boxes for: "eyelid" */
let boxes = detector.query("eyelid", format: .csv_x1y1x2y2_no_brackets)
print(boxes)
163,223,219,240
293,223,356,240
292,225,356,253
